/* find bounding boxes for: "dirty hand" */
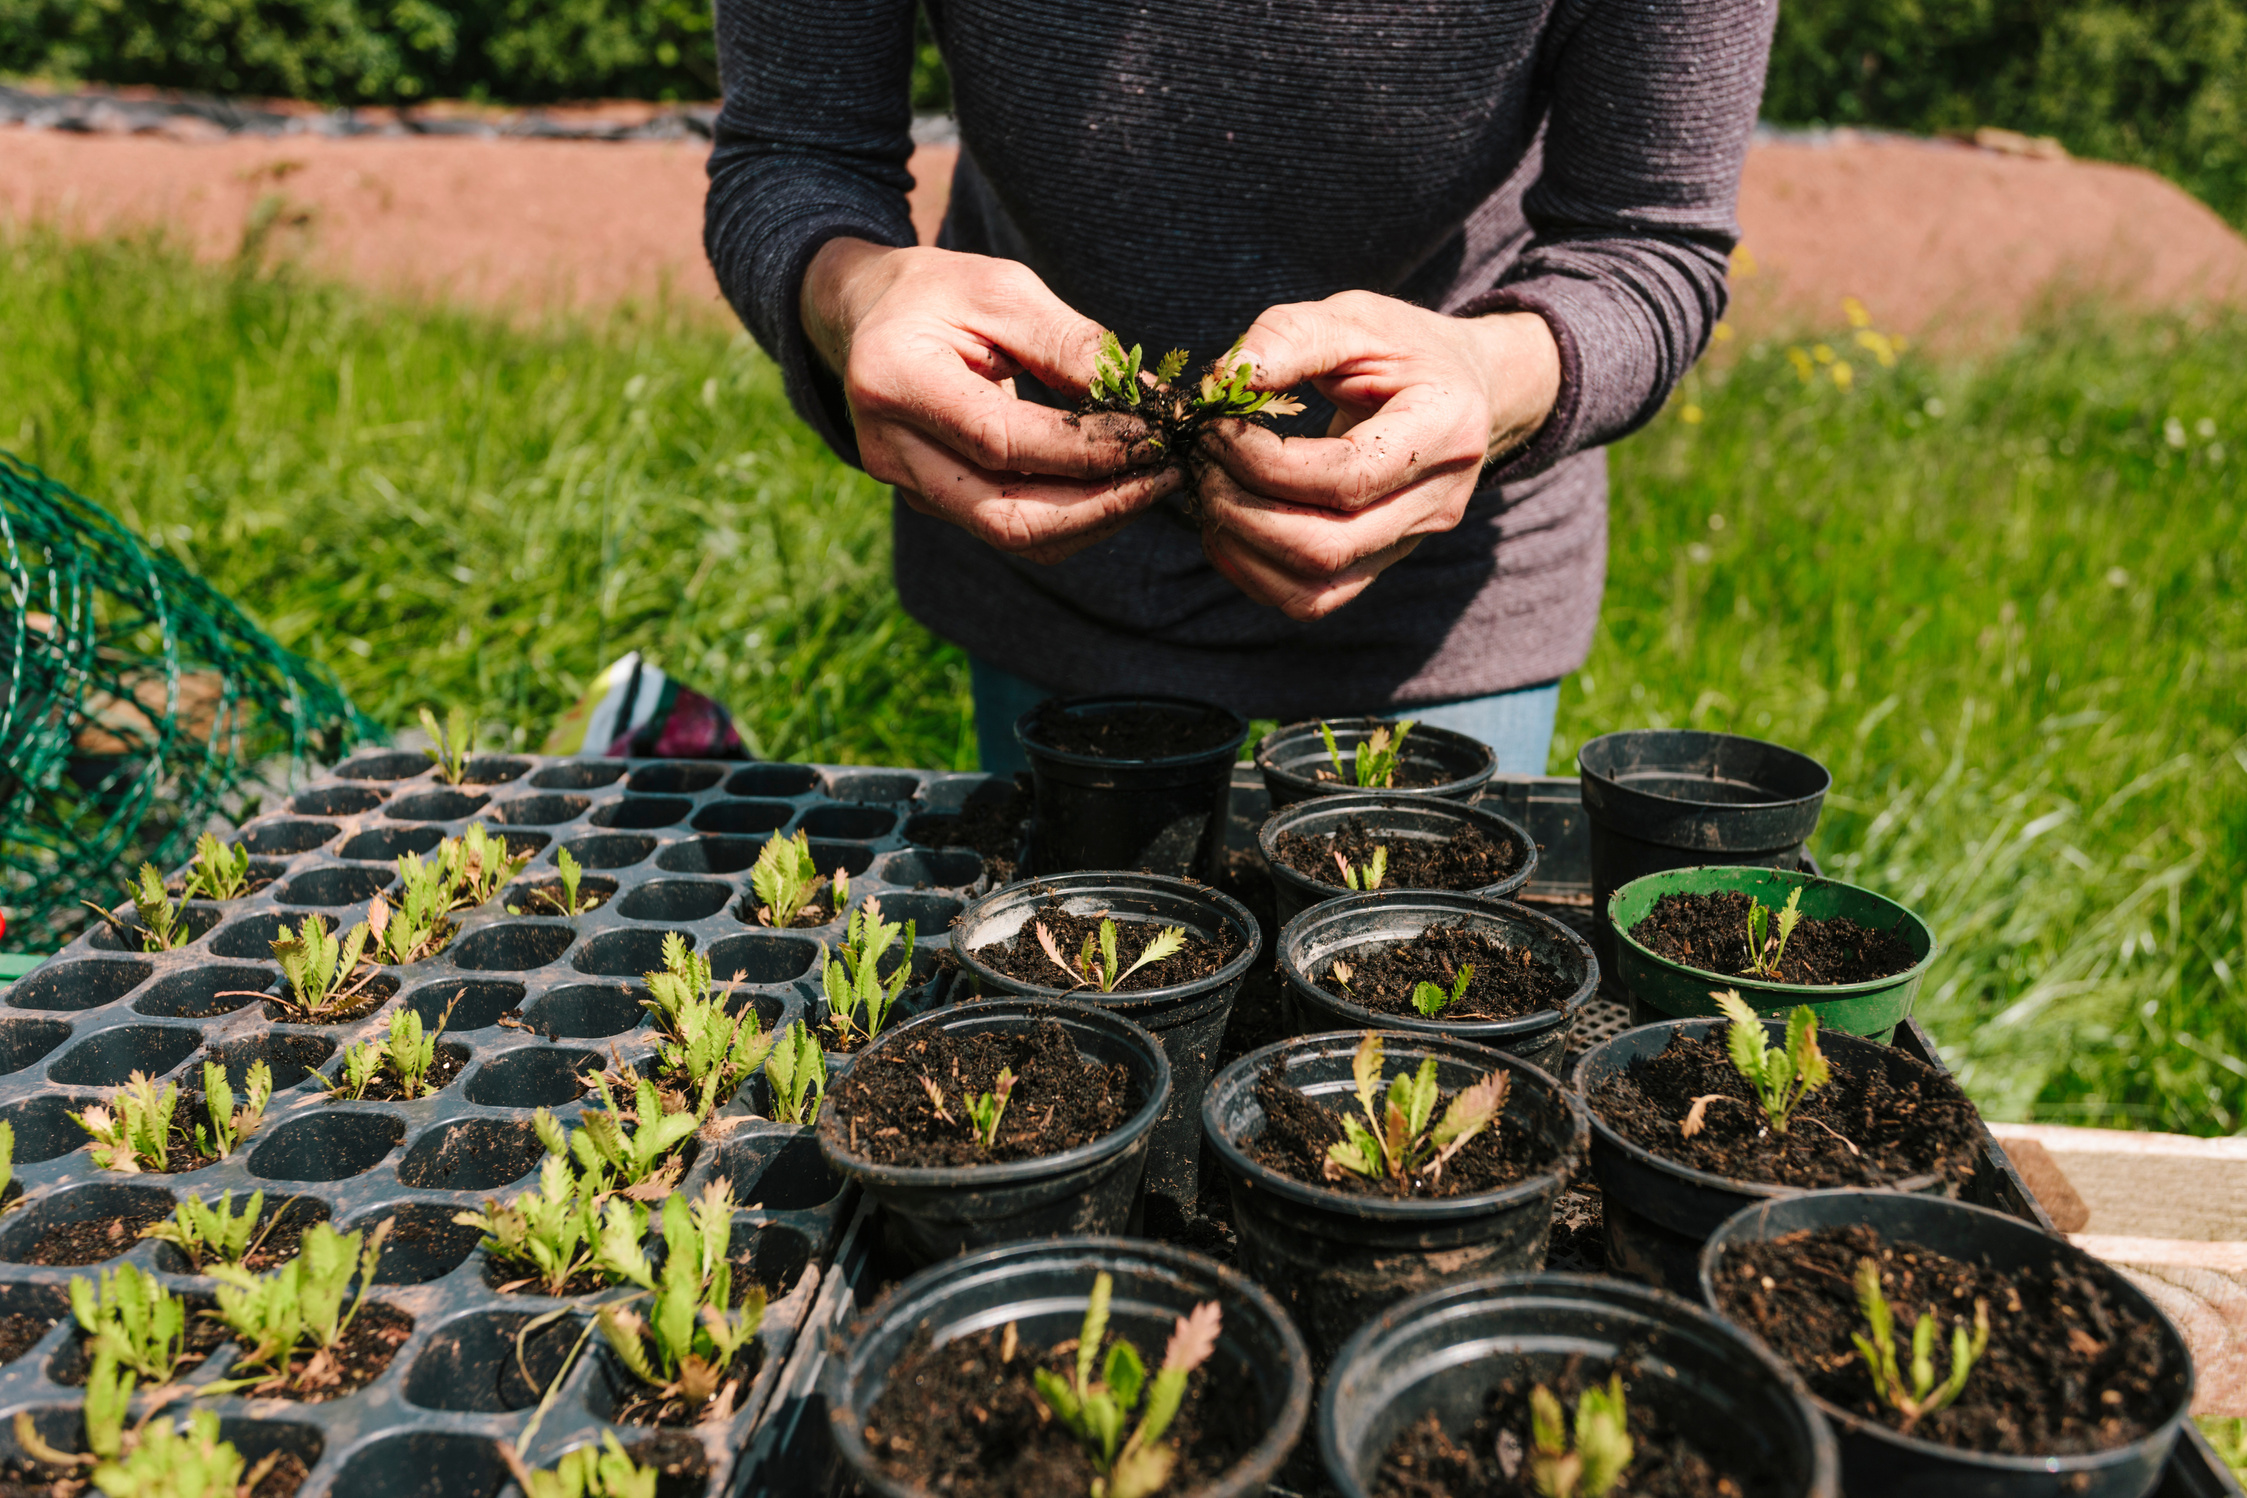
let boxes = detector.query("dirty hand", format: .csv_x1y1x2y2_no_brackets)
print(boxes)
801,238,1176,564
1197,291,1561,619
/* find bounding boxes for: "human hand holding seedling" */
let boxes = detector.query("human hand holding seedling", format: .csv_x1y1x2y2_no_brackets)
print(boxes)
1195,293,1560,619
800,239,1182,564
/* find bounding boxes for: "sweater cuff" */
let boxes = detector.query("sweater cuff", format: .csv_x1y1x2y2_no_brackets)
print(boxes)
1456,269,1660,486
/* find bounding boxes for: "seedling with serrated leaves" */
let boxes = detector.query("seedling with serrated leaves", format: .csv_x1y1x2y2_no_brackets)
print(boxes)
444,821,529,911
455,1120,617,1296
1031,1271,1225,1498
1321,719,1416,789
502,1433,659,1498
921,1068,1016,1150
0,1119,13,1207
1852,1258,1990,1433
823,898,917,1047
575,1075,699,1198
596,1185,765,1419
764,1020,826,1125
1322,1032,1509,1188
1681,990,1831,1139
85,864,187,952
593,1180,734,1295
142,1190,273,1273
1528,1375,1634,1498
71,1073,179,1173
365,851,452,965
1038,917,1187,994
419,704,475,784
14,1350,136,1469
14,1364,280,1497
511,845,598,917
1411,964,1474,1018
327,1000,454,1102
638,935,771,1116
72,1262,192,1383
1743,885,1806,978
1083,333,1305,481
181,833,253,903
195,1060,271,1160
1334,845,1387,891
207,1220,391,1394
751,828,843,928
266,913,373,1019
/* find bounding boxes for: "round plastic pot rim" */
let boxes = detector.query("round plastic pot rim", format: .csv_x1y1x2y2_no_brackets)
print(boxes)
1013,693,1251,771
1609,865,1940,1002
826,1233,1313,1498
815,995,1172,1190
1576,729,1833,814
948,872,1264,1008
1203,1031,1587,1222
1574,1017,1949,1201
1256,792,1537,903
1278,891,1598,1040
1696,1188,2196,1473
1254,717,1496,801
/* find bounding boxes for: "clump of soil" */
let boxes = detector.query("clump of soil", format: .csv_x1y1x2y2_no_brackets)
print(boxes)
1589,1032,1983,1189
1273,816,1523,893
1025,699,1238,759
327,1047,468,1102
220,1301,414,1403
0,1312,57,1366
1716,1224,2180,1454
861,1322,1252,1498
613,1342,762,1427
1630,890,1918,985
910,773,1031,884
22,1201,178,1266
1248,1062,1546,1200
973,900,1242,995
829,1019,1134,1168
1374,1359,1787,1498
1322,927,1570,1022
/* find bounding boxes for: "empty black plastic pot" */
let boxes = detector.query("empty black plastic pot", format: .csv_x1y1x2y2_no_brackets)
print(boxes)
1702,1190,2194,1498
1256,717,1497,809
1257,791,1538,928
1278,890,1597,1075
1320,1272,1839,1498
1204,1032,1588,1361
825,1236,1312,1498
816,997,1171,1266
1577,729,1831,974
1574,1017,1956,1294
1017,694,1249,880
950,873,1262,1203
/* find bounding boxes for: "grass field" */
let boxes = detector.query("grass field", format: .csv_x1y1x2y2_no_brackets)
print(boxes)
3,229,2243,1139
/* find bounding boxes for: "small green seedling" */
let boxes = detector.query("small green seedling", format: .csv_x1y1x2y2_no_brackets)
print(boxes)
181,833,254,903
14,1349,136,1467
1323,1032,1509,1188
502,1432,659,1498
444,822,529,911
92,1407,277,1498
1320,719,1415,789
455,1131,612,1296
822,898,917,1047
195,1060,272,1161
1193,335,1305,421
574,1076,700,1198
750,828,843,928
1031,1271,1224,1498
1411,964,1474,1018
593,1180,732,1295
1528,1375,1634,1498
1684,990,1830,1138
329,1002,453,1102
641,935,771,1115
72,1262,192,1383
1743,885,1806,978
511,845,598,917
268,913,373,1019
86,864,187,952
764,1021,826,1125
142,1190,270,1273
208,1220,391,1393
0,1119,14,1207
1334,845,1387,892
366,852,451,966
71,1073,179,1173
596,1187,765,1417
1037,917,1187,994
419,704,475,784
921,1068,1016,1150
1852,1258,1991,1433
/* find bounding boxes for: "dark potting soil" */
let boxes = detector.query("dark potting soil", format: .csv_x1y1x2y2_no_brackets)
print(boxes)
1715,1224,2178,1455
1373,1359,1786,1498
331,1048,467,1102
622,1434,709,1498
1323,926,1570,1023
1024,698,1239,760
54,1302,226,1387
613,1343,762,1428
1309,758,1448,791
1589,1032,1983,1190
24,1202,177,1265
744,894,839,930
1630,890,1917,985
830,1019,1133,1168
973,900,1243,996
260,985,392,1024
222,1301,414,1402
0,1312,55,1366
862,1321,1253,1498
1247,1062,1545,1200
2,1449,306,1498
483,1255,618,1298
1273,816,1524,893
910,773,1031,883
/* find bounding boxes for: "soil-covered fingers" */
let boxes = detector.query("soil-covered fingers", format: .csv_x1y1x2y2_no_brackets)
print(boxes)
1202,525,1421,621
852,334,1160,481
1196,461,1465,619
882,424,1183,558
1201,383,1487,511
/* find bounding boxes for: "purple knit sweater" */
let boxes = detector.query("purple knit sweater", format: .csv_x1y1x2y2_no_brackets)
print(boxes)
705,0,1774,716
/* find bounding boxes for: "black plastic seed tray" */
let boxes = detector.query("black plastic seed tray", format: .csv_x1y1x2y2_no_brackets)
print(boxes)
0,751,1008,1496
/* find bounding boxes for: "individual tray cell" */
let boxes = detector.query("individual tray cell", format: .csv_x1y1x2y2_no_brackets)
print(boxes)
591,796,691,831
463,1046,601,1108
241,818,339,856
572,929,684,979
397,1117,547,1192
148,1192,331,1275
0,1017,73,1074
451,921,576,972
400,978,525,1033
561,832,658,869
336,750,435,780
208,912,297,960
523,983,648,1040
798,804,896,841
6,957,151,1011
85,904,222,950
504,872,619,916
386,788,493,822
327,1431,516,1498
871,847,984,890
462,756,533,786
274,864,393,909
337,825,445,862
823,770,921,803
0,1093,100,1163
0,1282,69,1365
403,1306,588,1412
703,933,820,987
703,1133,845,1213
654,836,761,875
345,1199,483,1284
489,793,591,827
44,1023,202,1087
691,799,792,836
246,1111,405,1182
291,783,386,816
614,879,733,924
851,891,962,932
626,762,727,795
806,840,876,878
204,1031,337,1094
532,760,626,790
0,1180,177,1266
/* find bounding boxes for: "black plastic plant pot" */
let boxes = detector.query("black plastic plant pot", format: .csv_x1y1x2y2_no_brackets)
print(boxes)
1577,729,1832,974
950,873,1262,1204
1256,716,1498,809
815,997,1172,1266
1256,791,1538,928
824,1236,1312,1498
1278,890,1597,1076
1203,1032,1589,1361
1319,1272,1840,1498
1701,1190,2194,1498
1016,694,1249,880
1573,1017,1955,1295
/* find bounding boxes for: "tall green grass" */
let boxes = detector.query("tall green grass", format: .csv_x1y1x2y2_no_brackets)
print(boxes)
2,230,2242,1134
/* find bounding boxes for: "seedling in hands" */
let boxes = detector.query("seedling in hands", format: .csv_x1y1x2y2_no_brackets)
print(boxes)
1334,845,1387,892
1528,1375,1634,1498
1322,1032,1509,1188
1411,964,1474,1017
1852,1258,1990,1433
194,1060,272,1160
1743,885,1806,979
143,1190,272,1273
181,833,253,903
1031,1270,1224,1498
85,864,188,952
511,845,598,917
208,1220,392,1394
921,1069,1017,1150
596,1186,765,1419
327,1003,453,1101
267,913,373,1019
764,1021,826,1125
1681,990,1831,1139
502,1432,660,1498
1037,917,1187,994
1320,719,1416,789
72,1262,192,1383
419,704,474,784
823,898,917,1047
71,1073,179,1173
751,829,843,927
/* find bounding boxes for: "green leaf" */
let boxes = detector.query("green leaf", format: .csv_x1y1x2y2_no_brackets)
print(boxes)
1078,1271,1112,1394
1103,1339,1146,1410
1410,979,1451,1016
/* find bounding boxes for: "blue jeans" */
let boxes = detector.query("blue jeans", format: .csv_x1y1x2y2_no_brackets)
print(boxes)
970,657,1561,778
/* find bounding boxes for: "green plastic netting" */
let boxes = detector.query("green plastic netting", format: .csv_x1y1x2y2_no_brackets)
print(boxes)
0,452,373,949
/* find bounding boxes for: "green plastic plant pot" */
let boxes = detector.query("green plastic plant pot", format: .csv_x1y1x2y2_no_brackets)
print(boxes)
1606,865,1937,1043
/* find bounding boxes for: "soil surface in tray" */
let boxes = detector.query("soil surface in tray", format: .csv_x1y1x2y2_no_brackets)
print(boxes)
614,1342,761,1427
973,901,1242,996
0,1312,55,1366
328,1048,467,1101
23,1201,178,1265
0,1454,307,1498
1589,1032,1982,1189
1249,1062,1544,1200
910,773,1030,883
1715,1223,2178,1455
1630,889,1917,985
1026,699,1238,759
483,1255,617,1298
744,894,840,930
220,1300,413,1402
862,1322,1253,1498
830,1019,1133,1167
1374,1359,1785,1498
261,984,392,1024
1323,926,1569,1022
1272,816,1523,893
